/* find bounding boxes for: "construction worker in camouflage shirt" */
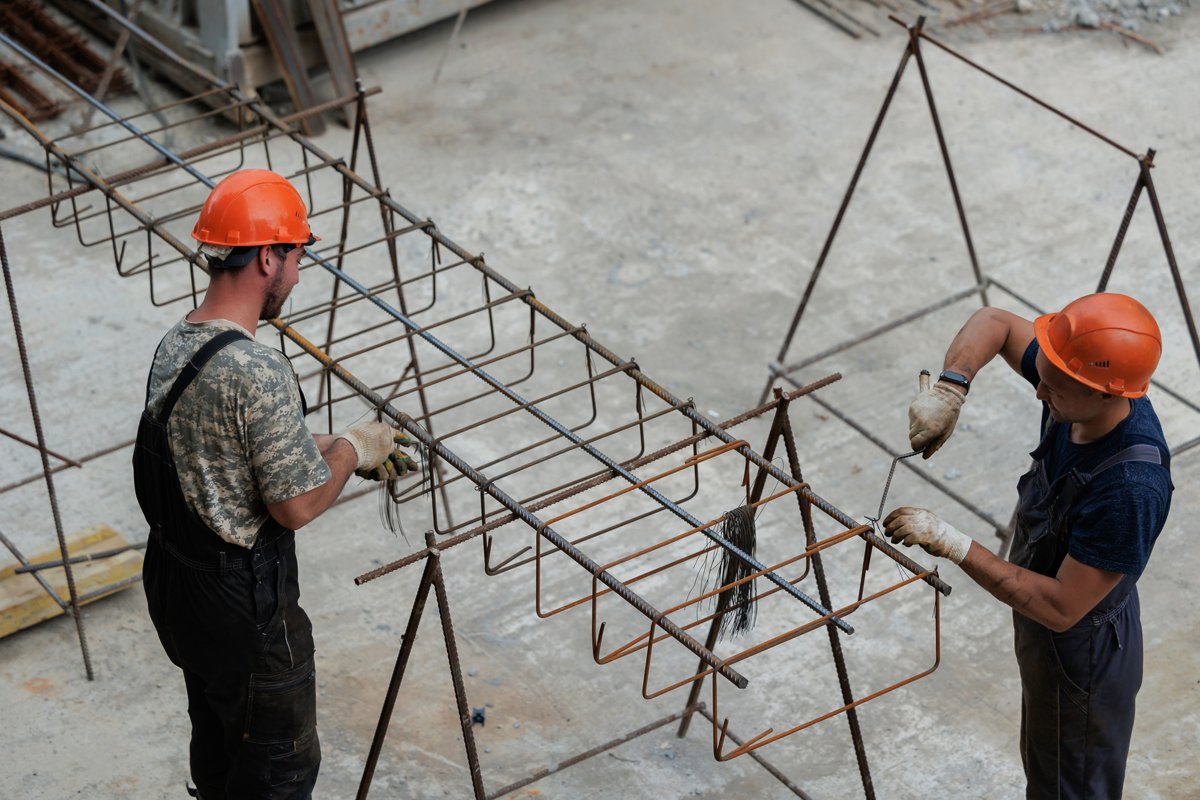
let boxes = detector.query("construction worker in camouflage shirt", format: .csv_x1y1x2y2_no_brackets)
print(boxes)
133,169,416,799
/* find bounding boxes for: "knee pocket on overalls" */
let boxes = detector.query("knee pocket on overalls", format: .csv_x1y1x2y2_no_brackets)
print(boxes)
242,657,318,747
263,727,320,793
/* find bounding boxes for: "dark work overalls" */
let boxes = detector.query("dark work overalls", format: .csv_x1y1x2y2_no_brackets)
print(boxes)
1008,418,1165,800
133,330,320,800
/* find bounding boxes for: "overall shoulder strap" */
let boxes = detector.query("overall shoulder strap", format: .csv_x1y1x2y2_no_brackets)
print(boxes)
156,330,250,424
1089,443,1166,475
1050,442,1166,570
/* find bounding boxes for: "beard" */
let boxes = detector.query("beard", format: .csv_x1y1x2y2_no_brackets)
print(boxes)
259,265,291,320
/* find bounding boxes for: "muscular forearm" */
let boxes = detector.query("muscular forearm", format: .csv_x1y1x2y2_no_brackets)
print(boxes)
267,436,357,530
958,542,1108,632
941,308,1020,382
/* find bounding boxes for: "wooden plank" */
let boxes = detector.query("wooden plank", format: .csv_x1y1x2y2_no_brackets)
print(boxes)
251,0,327,136
307,0,357,127
0,525,142,639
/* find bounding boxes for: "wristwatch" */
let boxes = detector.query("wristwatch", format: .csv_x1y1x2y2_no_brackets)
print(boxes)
938,370,971,394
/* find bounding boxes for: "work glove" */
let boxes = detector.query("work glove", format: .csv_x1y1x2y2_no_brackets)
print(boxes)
356,442,418,482
908,381,965,459
883,507,973,565
338,421,412,472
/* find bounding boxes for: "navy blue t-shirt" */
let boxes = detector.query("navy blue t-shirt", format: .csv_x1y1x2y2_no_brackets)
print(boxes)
1020,340,1173,575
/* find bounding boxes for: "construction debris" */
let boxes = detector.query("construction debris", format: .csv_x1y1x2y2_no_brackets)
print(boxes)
0,525,141,640
791,0,1191,44
0,0,129,96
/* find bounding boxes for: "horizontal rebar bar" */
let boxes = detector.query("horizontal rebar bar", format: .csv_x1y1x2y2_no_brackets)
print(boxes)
772,282,986,377
0,436,133,495
484,706,705,800
280,324,752,688
355,375,842,582
15,541,145,574
0,527,67,609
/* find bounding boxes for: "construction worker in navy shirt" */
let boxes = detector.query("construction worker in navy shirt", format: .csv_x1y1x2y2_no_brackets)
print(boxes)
883,293,1173,799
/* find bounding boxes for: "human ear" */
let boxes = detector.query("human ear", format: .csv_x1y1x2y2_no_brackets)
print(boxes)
255,244,275,277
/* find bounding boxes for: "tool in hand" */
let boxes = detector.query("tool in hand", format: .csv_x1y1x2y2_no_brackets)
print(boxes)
858,371,931,586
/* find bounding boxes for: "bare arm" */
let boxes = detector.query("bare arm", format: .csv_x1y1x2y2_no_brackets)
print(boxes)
958,544,1124,632
942,307,1036,386
267,436,357,530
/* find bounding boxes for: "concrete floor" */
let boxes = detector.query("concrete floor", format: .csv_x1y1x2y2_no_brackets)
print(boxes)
1,1,1198,797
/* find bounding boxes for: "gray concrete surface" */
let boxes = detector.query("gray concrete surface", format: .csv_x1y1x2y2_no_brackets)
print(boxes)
1,1,1198,797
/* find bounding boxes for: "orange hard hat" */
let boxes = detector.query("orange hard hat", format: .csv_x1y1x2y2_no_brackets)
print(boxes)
1034,293,1161,398
192,169,318,247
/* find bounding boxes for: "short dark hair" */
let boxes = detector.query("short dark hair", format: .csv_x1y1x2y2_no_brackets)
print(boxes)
208,243,295,271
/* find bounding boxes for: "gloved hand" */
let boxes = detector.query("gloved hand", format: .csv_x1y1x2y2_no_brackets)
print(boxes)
883,507,973,564
908,381,965,459
338,421,410,472
355,440,418,482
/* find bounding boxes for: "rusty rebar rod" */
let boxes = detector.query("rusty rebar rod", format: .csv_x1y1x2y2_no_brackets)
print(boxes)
354,375,841,583
889,15,1141,160
0,425,82,467
780,392,874,798
356,550,439,799
762,18,920,403
15,541,146,574
909,19,987,309
696,707,817,799
280,324,751,689
484,706,707,800
1,224,93,679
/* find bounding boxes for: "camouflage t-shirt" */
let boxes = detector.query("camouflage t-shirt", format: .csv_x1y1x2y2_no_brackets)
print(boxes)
145,317,331,548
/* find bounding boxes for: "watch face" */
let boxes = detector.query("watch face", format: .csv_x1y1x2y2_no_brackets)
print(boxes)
940,371,969,387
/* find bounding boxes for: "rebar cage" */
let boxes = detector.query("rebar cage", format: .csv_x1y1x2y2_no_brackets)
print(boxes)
0,4,954,796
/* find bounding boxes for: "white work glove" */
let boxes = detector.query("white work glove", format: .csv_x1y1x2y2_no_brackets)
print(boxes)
356,440,418,482
908,382,965,459
338,421,407,471
883,507,973,565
